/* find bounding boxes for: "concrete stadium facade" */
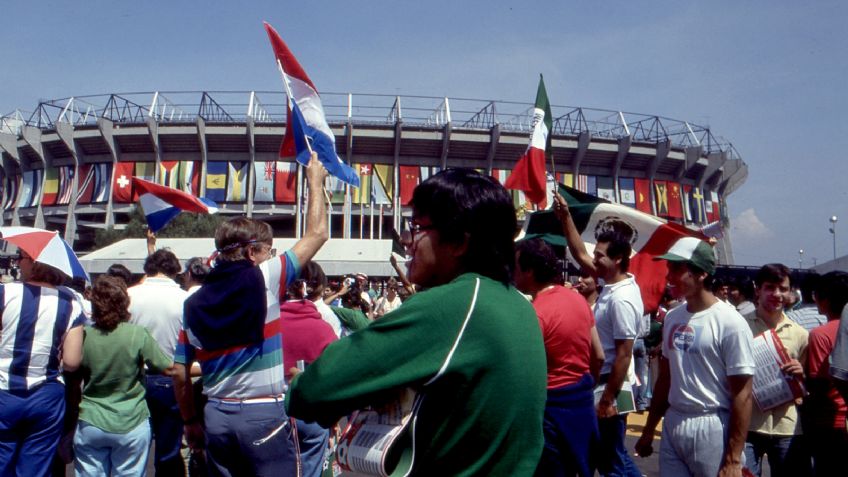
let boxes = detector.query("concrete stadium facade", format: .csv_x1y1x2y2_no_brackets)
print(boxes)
0,91,747,262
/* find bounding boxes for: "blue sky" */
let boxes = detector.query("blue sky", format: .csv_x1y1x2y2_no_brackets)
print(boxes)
2,1,846,267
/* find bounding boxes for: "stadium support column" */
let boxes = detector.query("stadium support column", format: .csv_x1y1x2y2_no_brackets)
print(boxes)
56,122,80,245
486,124,500,178
613,135,631,201
572,131,591,177
680,146,703,182
146,115,162,184
648,139,670,215
0,132,21,226
393,119,402,233
246,116,256,218
21,125,47,229
197,117,208,198
98,118,119,228
344,119,354,239
701,151,729,263
440,121,451,171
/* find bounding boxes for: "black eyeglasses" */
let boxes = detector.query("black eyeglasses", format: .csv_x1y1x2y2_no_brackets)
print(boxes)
409,222,436,235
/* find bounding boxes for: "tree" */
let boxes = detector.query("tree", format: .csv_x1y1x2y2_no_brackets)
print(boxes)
94,206,226,248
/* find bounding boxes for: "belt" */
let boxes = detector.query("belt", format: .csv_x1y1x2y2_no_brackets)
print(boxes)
208,394,285,405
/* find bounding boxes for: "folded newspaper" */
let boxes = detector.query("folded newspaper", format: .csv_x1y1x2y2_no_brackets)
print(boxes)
751,329,805,411
335,388,420,477
593,381,636,414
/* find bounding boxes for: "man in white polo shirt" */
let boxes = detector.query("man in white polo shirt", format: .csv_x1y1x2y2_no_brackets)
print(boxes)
635,237,755,477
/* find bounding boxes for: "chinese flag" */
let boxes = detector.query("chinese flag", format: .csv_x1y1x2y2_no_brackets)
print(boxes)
667,182,684,219
399,165,420,206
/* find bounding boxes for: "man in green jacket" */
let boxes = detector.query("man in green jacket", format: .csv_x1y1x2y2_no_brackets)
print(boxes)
287,168,547,476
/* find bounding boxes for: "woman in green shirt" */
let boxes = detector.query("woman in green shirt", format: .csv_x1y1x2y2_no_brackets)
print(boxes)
73,276,173,477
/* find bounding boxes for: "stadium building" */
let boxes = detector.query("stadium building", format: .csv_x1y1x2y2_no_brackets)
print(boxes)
0,91,746,267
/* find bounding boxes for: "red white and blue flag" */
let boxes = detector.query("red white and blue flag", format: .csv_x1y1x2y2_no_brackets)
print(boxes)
133,178,218,233
263,22,360,188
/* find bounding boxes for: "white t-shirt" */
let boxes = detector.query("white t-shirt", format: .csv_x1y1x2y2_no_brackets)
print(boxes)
374,295,403,317
594,273,644,375
128,276,188,361
662,300,755,413
313,298,343,338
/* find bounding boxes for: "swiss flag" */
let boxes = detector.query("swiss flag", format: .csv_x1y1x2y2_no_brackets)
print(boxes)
113,162,135,203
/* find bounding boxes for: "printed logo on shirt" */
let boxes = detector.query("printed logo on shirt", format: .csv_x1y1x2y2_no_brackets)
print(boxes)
669,324,696,352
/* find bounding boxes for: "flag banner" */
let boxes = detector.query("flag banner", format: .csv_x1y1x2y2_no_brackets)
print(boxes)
352,164,373,204
523,185,707,313
700,221,724,238
708,190,720,222
134,162,155,183
205,161,228,203
253,162,275,202
274,161,298,204
159,161,180,188
372,164,394,205
176,161,201,195
134,177,218,233
618,177,636,208
113,162,135,203
19,171,35,208
399,165,420,206
32,169,44,207
56,166,74,205
690,186,706,224
43,167,59,206
492,169,509,185
667,182,683,219
683,185,693,222
4,174,20,210
634,178,652,213
326,173,347,204
76,164,95,204
505,75,552,207
557,172,574,188
264,22,360,188
586,176,597,197
597,176,616,203
226,162,248,202
654,180,669,216
576,174,588,193
92,163,112,203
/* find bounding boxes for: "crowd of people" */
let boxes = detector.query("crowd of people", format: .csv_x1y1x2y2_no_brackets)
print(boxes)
1,153,847,477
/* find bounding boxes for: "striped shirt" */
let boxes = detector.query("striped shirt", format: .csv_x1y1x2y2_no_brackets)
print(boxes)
0,283,85,392
786,304,827,332
175,251,299,399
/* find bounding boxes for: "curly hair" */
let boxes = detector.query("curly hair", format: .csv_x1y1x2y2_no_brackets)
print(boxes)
90,275,131,332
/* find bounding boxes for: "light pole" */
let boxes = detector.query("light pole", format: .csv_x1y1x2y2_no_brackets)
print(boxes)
799,249,804,269
830,216,838,260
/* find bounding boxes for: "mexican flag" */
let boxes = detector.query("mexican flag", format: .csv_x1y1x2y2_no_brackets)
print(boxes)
505,75,552,207
521,185,708,313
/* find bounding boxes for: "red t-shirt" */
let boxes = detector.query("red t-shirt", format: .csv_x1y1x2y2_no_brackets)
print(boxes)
532,285,596,389
806,319,847,429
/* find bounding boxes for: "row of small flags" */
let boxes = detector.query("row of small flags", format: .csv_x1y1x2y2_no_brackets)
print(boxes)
0,162,722,224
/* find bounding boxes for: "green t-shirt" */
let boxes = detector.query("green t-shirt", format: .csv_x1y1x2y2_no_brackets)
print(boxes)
288,273,547,476
330,305,371,332
79,322,172,433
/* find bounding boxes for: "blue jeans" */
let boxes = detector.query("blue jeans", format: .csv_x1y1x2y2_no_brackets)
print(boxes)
73,420,151,477
536,374,599,477
204,398,297,476
597,414,642,477
632,338,648,411
145,374,185,475
743,431,811,477
295,419,330,477
0,382,66,477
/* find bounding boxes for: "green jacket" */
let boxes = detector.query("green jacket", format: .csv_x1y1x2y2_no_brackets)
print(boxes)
287,273,547,476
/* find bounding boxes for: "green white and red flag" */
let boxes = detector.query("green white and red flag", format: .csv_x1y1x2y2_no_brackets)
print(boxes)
505,75,553,207
521,185,709,313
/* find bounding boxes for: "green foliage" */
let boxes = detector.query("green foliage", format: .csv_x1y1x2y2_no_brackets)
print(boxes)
94,206,226,248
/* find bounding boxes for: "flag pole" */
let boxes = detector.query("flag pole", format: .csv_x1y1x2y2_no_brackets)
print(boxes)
276,60,333,210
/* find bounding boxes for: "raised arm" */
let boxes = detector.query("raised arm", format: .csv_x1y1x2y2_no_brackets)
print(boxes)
553,193,595,276
291,152,329,266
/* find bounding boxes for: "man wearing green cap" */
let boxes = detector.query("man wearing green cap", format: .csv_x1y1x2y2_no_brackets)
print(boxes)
634,237,755,477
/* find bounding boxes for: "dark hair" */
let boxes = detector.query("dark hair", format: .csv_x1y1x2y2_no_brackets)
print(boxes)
106,263,133,286
411,168,517,285
798,273,820,303
288,261,327,301
215,217,273,262
28,262,67,286
728,276,755,301
814,271,848,317
184,257,211,284
596,229,632,272
90,275,131,332
755,263,792,288
342,284,371,315
687,263,714,288
143,249,181,278
516,238,559,284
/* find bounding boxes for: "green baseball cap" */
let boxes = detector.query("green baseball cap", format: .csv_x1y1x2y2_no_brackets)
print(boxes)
654,236,716,274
